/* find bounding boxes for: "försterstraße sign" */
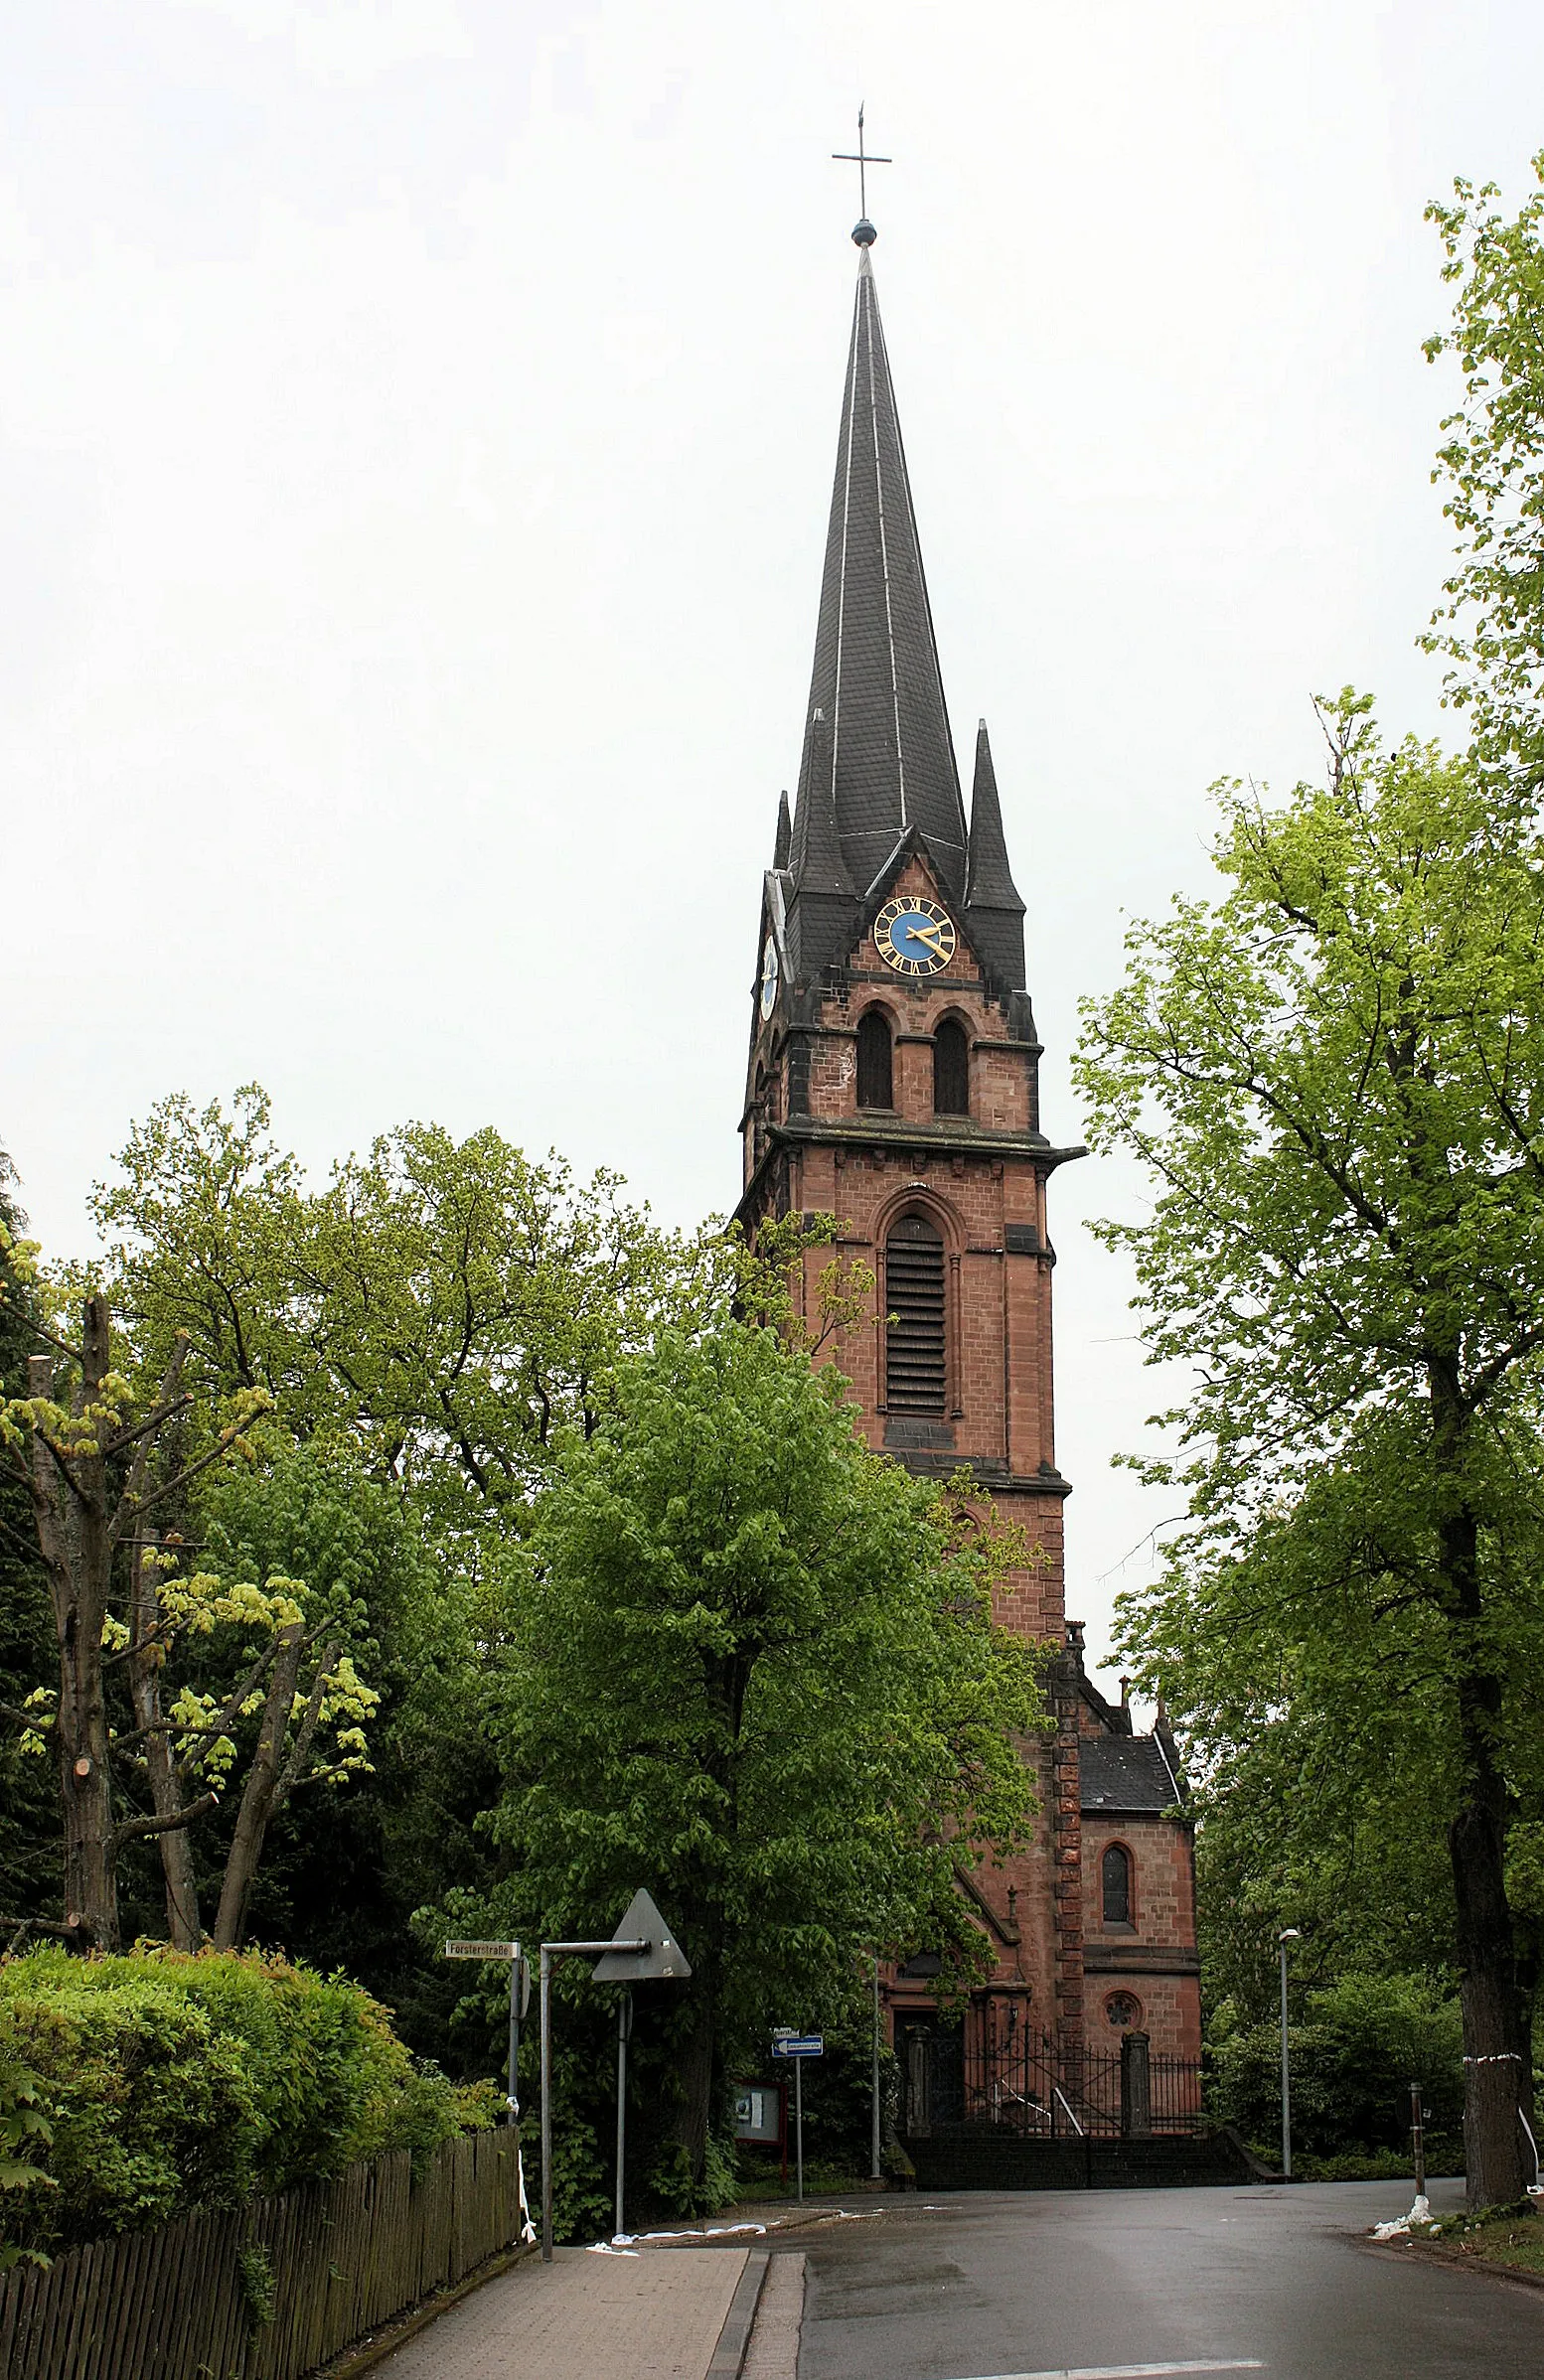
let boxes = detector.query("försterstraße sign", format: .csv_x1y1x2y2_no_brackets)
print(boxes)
444,1939,520,1959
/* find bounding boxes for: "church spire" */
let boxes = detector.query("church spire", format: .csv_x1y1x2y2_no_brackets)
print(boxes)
965,717,1026,990
791,242,968,919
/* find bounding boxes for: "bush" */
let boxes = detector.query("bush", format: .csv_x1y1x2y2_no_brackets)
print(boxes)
0,1945,495,2255
1207,1972,1464,2164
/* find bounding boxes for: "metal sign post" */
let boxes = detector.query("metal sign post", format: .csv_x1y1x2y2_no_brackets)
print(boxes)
443,1940,528,2127
796,2058,803,2201
771,2031,823,2206
615,1989,633,2243
1410,2081,1427,2200
539,1890,693,2262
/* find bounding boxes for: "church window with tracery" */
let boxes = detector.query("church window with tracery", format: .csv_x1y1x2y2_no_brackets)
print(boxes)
885,1213,947,1413
856,1008,893,1109
1105,1992,1143,2030
933,1018,970,1116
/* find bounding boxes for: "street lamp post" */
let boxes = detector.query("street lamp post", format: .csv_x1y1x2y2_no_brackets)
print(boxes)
1278,1928,1301,2179
871,1956,882,2182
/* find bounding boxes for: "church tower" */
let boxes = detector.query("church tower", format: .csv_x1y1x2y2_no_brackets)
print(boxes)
737,219,1201,2092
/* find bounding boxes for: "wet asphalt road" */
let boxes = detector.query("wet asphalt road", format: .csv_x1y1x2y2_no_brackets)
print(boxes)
775,2179,1544,2380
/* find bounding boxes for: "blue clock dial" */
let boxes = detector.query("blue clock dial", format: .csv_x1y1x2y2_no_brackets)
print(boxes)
873,896,956,976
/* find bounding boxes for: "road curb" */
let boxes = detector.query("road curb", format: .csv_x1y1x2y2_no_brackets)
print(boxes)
706,2248,770,2377
1400,2237,1544,2293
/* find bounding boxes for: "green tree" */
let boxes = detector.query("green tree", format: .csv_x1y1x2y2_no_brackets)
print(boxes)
486,1320,1046,2199
1188,1672,1464,2031
1425,155,1544,789
91,1090,710,1541
1074,698,1544,2207
1208,1974,1466,2165
0,1278,380,1952
192,1439,497,2019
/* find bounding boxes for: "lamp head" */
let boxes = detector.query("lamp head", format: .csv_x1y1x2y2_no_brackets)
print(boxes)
1278,1928,1302,1944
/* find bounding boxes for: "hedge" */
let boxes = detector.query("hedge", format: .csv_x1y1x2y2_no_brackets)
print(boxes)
0,1945,496,2257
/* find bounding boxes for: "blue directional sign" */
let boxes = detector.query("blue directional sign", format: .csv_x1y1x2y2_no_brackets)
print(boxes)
772,2032,824,2059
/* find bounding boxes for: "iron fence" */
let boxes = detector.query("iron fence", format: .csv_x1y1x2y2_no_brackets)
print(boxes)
900,2019,1204,2140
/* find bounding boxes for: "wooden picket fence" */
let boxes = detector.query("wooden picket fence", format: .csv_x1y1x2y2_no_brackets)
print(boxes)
0,2128,528,2380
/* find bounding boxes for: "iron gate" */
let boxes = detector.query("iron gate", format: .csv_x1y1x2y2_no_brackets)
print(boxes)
902,2020,1203,2139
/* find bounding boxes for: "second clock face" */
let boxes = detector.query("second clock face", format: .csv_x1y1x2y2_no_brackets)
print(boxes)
759,935,779,1019
874,895,956,976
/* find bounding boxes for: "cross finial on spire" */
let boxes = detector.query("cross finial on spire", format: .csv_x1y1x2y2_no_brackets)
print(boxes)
832,103,891,246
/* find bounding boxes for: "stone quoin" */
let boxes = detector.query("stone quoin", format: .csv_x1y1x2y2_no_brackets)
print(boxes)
734,224,1202,2122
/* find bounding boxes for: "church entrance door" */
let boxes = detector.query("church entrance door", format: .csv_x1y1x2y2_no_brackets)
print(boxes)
898,2013,964,2136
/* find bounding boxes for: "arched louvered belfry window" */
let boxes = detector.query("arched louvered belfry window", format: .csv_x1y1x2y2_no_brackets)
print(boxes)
1102,1843,1134,1927
933,1018,970,1117
856,1009,893,1110
885,1213,947,1413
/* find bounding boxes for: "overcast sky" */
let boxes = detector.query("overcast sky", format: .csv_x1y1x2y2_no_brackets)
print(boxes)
5,1,1543,1684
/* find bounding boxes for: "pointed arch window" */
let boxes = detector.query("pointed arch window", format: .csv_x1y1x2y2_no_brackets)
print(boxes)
1102,1843,1134,1928
933,1019,970,1117
885,1213,947,1413
856,1009,893,1110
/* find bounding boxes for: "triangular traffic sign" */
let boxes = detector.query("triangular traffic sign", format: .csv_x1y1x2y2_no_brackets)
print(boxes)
591,1887,693,1982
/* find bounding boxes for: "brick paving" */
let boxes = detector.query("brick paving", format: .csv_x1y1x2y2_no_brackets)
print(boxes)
374,2246,750,2380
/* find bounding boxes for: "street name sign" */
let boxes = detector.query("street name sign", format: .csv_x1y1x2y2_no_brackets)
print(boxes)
444,1939,519,1959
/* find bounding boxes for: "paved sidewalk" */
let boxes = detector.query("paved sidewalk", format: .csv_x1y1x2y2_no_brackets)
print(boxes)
375,2246,750,2380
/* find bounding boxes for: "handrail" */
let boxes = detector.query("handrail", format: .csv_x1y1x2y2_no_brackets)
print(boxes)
1053,2085,1085,2139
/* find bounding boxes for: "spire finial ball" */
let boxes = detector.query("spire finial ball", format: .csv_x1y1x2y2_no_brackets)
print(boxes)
852,218,877,247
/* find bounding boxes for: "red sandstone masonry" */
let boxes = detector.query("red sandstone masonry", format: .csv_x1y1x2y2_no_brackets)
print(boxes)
739,873,1204,2061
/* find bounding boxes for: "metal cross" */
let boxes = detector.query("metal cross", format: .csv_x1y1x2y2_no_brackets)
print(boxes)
832,104,891,223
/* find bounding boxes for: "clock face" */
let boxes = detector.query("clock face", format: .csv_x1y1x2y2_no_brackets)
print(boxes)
873,895,956,976
759,935,780,1019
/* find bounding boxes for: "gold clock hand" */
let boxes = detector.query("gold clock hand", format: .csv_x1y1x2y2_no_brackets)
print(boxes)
909,922,947,953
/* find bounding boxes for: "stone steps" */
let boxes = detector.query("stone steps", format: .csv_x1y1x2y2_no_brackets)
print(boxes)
901,2130,1257,2192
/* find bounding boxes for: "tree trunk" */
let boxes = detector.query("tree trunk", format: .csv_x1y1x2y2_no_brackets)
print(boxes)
1514,1911,1541,2164
212,1622,305,1950
56,1627,118,1952
1435,1475,1528,2210
1450,1712,1529,2208
32,1316,121,1953
669,1993,716,2192
128,1535,202,1951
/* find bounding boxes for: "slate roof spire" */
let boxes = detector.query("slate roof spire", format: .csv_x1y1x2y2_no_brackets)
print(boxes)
791,244,969,917
786,704,857,977
964,718,1026,990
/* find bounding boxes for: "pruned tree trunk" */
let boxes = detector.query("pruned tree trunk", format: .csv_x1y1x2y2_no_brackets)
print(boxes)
212,1618,309,1951
127,1534,202,1951
31,1313,120,1953
11,1293,311,1956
